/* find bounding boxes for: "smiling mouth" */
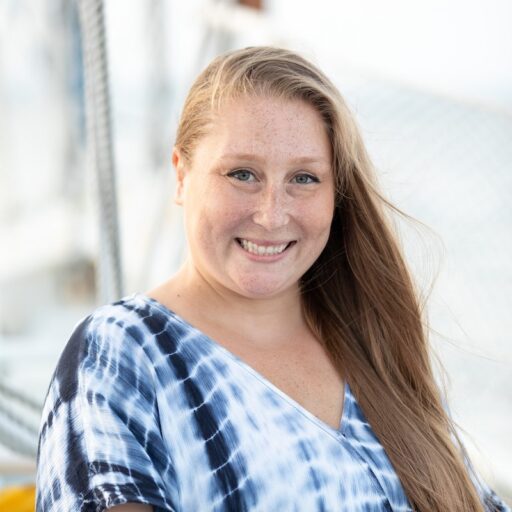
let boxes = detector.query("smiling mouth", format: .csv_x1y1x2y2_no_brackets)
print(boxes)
235,238,296,256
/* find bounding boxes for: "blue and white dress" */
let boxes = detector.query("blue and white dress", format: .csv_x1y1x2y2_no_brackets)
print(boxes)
36,292,509,511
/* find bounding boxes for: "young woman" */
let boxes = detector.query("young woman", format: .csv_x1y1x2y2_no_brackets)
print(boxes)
36,46,509,512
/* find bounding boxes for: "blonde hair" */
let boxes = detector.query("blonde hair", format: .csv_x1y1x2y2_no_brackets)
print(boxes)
175,46,484,511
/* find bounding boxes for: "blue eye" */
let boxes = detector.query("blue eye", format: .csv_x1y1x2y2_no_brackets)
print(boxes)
228,169,255,182
293,173,319,184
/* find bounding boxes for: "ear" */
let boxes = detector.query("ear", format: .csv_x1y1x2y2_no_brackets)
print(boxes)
172,146,187,206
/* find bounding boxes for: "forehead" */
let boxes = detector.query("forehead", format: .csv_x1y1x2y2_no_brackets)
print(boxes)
196,95,331,162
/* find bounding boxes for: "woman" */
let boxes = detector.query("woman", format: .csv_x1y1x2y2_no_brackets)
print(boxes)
36,47,509,511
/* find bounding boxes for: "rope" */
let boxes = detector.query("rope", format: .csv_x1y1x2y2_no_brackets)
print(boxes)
0,382,40,458
0,423,36,459
0,0,123,458
0,382,41,413
77,0,123,304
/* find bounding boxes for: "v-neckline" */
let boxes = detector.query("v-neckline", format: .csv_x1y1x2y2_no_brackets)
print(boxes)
133,292,349,438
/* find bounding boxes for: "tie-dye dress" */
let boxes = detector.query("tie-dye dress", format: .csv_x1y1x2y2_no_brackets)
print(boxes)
36,293,509,511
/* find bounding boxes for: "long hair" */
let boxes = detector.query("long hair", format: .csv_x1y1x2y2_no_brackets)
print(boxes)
174,46,484,511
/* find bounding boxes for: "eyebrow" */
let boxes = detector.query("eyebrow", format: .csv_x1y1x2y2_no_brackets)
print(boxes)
219,152,330,165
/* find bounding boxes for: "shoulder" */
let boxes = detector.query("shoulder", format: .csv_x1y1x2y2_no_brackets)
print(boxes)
61,292,180,366
57,296,146,367
50,293,200,404
47,295,160,409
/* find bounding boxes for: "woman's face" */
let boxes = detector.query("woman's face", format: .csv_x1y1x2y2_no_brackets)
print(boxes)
174,95,335,299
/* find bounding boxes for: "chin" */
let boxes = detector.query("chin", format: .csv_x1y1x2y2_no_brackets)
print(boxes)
234,276,295,298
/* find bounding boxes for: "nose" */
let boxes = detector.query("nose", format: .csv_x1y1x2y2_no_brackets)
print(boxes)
251,184,291,230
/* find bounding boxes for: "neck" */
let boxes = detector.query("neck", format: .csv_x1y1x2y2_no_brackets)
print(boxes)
149,260,307,348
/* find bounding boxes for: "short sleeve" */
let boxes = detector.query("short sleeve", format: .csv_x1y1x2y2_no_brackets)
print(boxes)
36,312,179,512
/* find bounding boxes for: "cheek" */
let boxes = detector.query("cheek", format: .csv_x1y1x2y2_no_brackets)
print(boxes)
189,189,252,242
298,200,334,238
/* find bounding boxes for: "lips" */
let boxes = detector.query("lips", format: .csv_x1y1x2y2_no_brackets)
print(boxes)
235,238,296,256
236,237,294,246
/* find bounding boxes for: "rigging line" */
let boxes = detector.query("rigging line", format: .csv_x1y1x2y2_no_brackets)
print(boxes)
77,0,123,303
0,400,39,438
0,421,37,459
0,381,43,413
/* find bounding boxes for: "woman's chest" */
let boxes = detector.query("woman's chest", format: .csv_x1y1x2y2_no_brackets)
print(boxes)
156,342,400,512
226,339,345,431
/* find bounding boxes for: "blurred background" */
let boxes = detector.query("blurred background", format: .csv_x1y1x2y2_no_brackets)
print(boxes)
0,0,510,507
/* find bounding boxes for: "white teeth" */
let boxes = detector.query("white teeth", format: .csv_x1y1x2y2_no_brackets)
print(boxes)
239,239,289,256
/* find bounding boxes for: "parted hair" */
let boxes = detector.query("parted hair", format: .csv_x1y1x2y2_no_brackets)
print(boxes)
174,46,484,511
